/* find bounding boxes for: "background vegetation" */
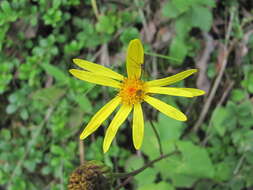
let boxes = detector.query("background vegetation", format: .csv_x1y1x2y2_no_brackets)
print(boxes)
1,0,253,189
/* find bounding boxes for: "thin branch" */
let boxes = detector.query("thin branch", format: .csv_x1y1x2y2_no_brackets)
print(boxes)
91,0,100,20
233,153,246,175
217,81,235,107
114,151,179,180
7,107,54,187
149,120,163,155
134,0,148,40
115,176,133,190
192,8,235,133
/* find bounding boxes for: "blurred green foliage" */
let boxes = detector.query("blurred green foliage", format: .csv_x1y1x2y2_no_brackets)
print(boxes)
1,0,253,189
162,0,214,64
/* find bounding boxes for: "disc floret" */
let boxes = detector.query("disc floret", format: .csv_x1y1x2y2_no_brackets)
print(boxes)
119,78,146,105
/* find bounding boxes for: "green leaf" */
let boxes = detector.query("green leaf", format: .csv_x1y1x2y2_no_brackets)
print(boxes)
96,15,116,34
214,161,233,181
138,181,175,190
191,6,213,31
245,152,253,165
171,0,193,14
195,181,216,190
68,107,84,130
157,113,186,141
125,155,144,172
231,89,246,102
241,131,253,152
237,101,253,127
0,129,11,140
1,1,11,13
41,166,52,175
245,71,253,93
51,145,64,155
176,141,215,178
135,168,157,187
6,104,17,114
175,13,192,38
141,122,163,159
20,109,29,120
155,141,214,187
196,0,216,7
162,1,181,18
210,106,236,136
24,160,36,172
169,173,197,188
74,94,92,113
169,37,188,64
31,86,66,106
41,63,68,83
120,27,139,45
155,152,198,187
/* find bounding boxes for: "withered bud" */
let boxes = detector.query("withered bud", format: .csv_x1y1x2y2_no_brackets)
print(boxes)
68,160,111,190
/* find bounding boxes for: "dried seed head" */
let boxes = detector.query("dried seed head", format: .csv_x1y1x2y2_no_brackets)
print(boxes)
68,161,111,190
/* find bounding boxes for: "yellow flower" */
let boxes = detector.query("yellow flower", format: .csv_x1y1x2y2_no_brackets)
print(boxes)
69,39,205,153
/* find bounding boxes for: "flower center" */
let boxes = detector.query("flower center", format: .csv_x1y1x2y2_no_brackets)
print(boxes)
119,78,146,105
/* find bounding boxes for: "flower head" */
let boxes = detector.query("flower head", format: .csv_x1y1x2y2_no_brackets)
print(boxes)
69,39,205,153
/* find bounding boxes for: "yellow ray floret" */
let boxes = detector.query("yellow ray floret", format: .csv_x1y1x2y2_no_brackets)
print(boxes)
133,103,144,150
146,69,197,87
69,69,121,88
73,58,124,80
103,104,132,153
147,86,194,97
178,88,206,96
144,95,187,121
126,39,144,79
80,96,121,140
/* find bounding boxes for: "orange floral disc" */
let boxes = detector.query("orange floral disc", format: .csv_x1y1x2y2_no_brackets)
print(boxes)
118,78,146,105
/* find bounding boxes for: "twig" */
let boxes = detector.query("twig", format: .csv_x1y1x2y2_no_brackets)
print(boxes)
134,0,148,40
79,140,85,165
60,160,64,190
233,153,246,175
192,8,235,133
149,120,163,155
115,176,133,190
196,32,214,93
114,151,179,189
7,107,54,187
217,81,235,107
91,0,100,20
151,52,158,79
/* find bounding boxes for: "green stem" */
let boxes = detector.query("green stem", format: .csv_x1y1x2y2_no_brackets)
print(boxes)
144,51,182,63
150,120,163,155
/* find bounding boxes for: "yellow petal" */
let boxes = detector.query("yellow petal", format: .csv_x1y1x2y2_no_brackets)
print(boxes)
80,96,121,140
126,39,144,79
73,58,124,80
147,87,194,97
144,95,187,121
179,88,206,96
146,69,197,87
69,69,121,88
103,104,132,153
133,103,144,150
